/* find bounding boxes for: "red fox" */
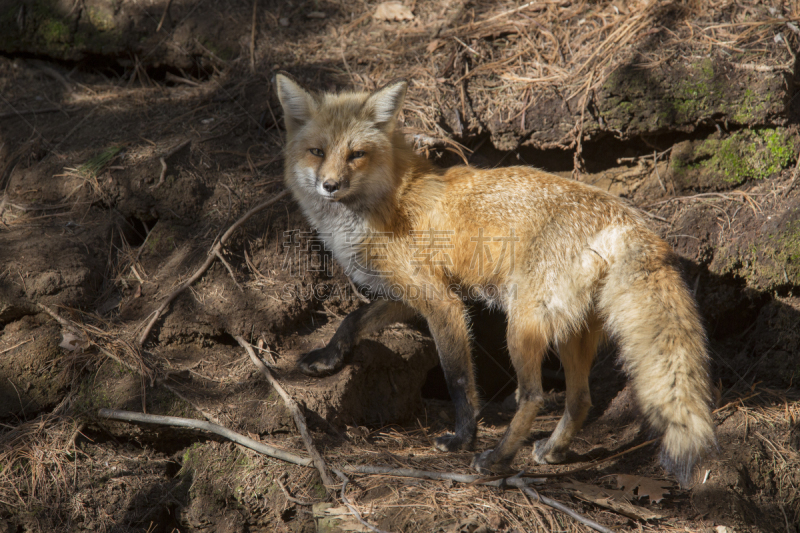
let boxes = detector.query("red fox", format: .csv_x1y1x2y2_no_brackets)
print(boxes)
275,73,716,487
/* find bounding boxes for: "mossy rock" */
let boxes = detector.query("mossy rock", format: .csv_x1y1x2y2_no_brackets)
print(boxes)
0,0,127,60
483,52,790,150
0,0,241,69
596,55,787,137
710,207,800,292
669,128,798,191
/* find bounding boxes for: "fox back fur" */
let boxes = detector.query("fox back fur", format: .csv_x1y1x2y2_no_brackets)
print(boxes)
275,73,716,487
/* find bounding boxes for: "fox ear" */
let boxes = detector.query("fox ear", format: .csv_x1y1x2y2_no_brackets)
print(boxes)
364,79,407,127
275,72,317,135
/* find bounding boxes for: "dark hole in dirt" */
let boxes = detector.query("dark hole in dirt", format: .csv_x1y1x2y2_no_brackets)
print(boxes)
421,303,564,403
2,52,214,86
444,124,738,175
122,215,154,247
209,331,246,348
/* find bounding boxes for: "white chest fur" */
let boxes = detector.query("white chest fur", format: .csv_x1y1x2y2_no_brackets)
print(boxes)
298,195,388,291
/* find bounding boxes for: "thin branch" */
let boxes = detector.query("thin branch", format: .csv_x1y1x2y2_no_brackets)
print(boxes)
37,303,151,381
0,338,33,355
214,250,242,290
249,0,258,73
504,476,615,533
349,277,371,303
0,106,63,119
97,408,312,467
233,334,336,489
156,0,173,32
152,158,168,189
276,475,313,506
138,189,290,346
341,465,545,487
152,140,191,189
332,468,394,533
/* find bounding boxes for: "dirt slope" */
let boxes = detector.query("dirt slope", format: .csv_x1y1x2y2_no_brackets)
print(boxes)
1,1,800,532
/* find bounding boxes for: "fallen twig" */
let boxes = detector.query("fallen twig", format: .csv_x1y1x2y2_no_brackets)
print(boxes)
234,334,336,489
138,189,289,346
349,277,371,304
646,190,758,210
276,474,313,506
152,140,191,189
98,408,311,466
156,0,173,32
0,106,63,119
505,475,615,533
0,338,33,355
38,303,152,382
153,158,168,189
343,465,545,487
333,468,393,533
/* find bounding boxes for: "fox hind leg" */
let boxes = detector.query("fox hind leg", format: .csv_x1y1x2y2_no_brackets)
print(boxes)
532,314,603,464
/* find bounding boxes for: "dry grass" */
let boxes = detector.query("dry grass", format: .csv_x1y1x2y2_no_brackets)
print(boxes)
0,404,81,514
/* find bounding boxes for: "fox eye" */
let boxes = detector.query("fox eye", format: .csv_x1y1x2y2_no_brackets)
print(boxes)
309,148,324,157
350,151,366,160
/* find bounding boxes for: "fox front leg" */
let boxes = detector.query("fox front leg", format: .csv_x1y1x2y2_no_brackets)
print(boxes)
422,299,479,452
297,299,416,376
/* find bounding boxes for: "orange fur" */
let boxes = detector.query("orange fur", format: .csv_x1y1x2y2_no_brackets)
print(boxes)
276,73,716,487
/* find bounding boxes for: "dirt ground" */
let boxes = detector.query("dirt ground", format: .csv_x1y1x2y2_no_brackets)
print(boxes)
1,1,800,532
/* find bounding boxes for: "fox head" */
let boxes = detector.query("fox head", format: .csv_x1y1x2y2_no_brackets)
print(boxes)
275,73,408,206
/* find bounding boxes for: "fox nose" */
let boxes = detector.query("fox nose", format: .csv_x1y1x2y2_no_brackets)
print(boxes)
322,180,339,193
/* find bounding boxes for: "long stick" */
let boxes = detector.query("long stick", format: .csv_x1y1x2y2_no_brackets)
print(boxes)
97,408,616,531
233,334,336,489
505,476,616,533
98,408,311,467
343,465,545,487
138,189,289,346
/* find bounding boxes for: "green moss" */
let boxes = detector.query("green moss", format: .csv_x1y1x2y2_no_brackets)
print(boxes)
697,128,796,184
732,88,773,124
200,38,235,61
755,219,800,288
37,18,70,43
670,157,701,176
713,216,800,290
313,482,328,499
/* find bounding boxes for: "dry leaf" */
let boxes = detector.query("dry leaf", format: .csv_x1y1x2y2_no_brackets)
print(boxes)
616,474,672,504
374,2,414,22
59,331,89,352
426,39,443,53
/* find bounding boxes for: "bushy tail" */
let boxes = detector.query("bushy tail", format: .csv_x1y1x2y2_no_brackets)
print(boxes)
599,240,716,487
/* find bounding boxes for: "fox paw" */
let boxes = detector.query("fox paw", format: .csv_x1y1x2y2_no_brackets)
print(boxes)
297,346,343,376
471,450,513,476
434,432,471,452
532,438,567,465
